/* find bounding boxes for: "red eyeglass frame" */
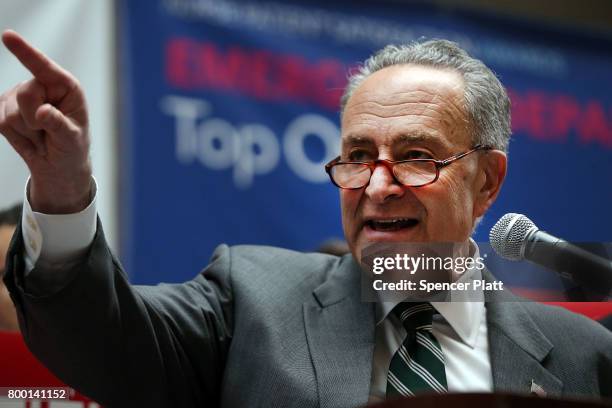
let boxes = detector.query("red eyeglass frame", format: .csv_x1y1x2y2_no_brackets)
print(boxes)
324,144,492,189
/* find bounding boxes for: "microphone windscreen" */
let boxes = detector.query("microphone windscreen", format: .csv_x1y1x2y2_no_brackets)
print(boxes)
489,213,536,261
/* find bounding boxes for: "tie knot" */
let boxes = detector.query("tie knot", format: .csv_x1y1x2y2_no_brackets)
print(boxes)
393,302,434,332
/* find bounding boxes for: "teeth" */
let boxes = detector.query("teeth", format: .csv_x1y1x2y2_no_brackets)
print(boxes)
366,218,418,231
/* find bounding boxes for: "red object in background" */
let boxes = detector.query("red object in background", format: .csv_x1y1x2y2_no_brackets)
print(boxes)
0,331,64,387
0,330,94,406
545,302,612,321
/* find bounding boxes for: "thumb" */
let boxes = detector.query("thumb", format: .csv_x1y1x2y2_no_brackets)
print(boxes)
35,103,74,135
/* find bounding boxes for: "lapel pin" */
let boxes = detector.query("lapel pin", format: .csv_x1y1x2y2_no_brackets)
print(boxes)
530,379,547,397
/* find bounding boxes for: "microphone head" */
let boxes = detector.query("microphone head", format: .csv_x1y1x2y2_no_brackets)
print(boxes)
489,213,537,261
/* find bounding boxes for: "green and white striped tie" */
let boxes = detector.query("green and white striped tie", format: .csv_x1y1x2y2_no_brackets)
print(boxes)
386,302,448,398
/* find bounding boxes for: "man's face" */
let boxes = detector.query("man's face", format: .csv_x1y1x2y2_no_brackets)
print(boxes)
340,64,505,261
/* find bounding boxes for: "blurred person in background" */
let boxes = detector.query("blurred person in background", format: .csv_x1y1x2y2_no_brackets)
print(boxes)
0,202,21,331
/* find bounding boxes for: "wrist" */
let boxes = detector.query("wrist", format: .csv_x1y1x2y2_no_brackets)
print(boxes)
29,173,93,214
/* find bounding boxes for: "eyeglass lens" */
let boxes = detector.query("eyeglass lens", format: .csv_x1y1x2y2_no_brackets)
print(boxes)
331,161,437,188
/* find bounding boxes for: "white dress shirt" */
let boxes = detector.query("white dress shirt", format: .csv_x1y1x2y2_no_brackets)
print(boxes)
21,179,97,274
21,179,493,402
368,247,493,403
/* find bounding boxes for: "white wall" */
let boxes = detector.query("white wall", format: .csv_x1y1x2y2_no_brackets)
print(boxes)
0,0,117,251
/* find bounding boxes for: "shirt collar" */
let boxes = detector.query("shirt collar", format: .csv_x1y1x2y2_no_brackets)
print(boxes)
375,238,485,348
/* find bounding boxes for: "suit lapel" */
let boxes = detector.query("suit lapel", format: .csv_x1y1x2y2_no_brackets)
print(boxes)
303,255,375,408
302,262,565,405
483,269,563,396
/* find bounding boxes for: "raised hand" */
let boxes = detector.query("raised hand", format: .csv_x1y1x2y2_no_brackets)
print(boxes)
0,30,92,214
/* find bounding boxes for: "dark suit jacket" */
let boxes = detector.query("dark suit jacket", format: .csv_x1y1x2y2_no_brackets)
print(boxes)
4,221,612,407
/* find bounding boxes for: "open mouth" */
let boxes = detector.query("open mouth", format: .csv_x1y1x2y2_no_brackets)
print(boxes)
365,218,419,232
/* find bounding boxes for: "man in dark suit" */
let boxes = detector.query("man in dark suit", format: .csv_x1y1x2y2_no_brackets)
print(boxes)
1,30,611,407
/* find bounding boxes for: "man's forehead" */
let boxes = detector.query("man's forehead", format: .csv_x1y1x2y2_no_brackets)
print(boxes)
341,132,449,150
351,64,464,100
342,64,465,120
340,64,470,150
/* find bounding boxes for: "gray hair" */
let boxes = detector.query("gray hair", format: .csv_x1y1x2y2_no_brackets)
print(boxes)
340,40,511,152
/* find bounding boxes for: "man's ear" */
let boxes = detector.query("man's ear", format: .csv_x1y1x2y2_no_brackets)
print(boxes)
473,150,507,218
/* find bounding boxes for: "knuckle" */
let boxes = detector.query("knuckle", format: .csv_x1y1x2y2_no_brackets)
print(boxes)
66,78,82,95
16,81,43,103
61,120,78,136
63,69,78,85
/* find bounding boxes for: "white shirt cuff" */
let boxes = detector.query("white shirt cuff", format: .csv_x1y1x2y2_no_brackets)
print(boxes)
22,177,98,274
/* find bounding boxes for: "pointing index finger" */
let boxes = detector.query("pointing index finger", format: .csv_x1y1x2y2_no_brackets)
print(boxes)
2,29,73,86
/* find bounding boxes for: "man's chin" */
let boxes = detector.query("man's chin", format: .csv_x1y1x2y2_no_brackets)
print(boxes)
353,226,426,263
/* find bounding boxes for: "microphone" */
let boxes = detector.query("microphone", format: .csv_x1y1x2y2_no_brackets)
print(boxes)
489,213,612,297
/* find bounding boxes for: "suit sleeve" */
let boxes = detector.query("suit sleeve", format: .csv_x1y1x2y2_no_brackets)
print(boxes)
3,218,234,408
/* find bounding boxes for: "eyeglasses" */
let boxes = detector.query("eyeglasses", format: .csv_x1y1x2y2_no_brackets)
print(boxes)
325,144,492,189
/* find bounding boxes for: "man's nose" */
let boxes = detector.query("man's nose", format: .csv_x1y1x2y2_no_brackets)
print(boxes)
364,164,405,203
